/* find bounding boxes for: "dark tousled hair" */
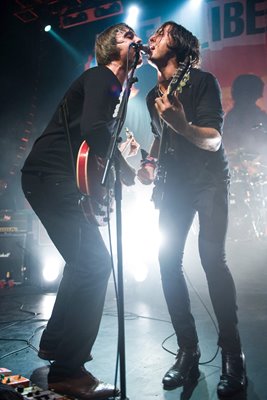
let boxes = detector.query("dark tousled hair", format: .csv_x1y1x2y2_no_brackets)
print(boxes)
95,22,133,65
160,21,200,67
232,74,264,102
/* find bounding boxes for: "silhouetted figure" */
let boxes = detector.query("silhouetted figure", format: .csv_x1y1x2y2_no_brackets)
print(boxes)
224,74,267,240
224,74,267,163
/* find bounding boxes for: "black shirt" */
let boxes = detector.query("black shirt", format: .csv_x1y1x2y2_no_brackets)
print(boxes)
146,68,229,183
22,66,122,176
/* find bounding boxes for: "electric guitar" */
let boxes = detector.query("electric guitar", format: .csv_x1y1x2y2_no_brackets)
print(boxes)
152,56,192,209
76,128,136,226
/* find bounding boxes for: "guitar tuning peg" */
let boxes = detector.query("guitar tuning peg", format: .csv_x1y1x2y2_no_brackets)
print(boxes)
125,127,133,139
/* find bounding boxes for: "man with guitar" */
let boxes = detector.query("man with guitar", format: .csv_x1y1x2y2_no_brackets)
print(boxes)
21,23,141,400
137,21,247,397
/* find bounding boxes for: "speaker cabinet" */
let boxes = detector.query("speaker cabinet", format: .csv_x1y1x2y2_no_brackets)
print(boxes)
0,234,27,283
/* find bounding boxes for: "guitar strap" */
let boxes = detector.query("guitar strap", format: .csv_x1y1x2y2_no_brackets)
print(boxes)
60,98,77,181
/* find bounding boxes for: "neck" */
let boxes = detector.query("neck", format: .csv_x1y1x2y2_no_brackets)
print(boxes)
106,62,128,86
157,60,179,90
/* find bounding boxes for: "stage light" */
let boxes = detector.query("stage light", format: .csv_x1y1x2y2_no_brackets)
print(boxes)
129,261,148,282
44,24,52,32
48,29,82,62
120,184,162,281
99,184,161,283
125,5,140,28
42,255,64,283
189,0,203,8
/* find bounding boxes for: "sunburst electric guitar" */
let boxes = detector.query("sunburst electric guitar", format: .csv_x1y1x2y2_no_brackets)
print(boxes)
152,56,192,209
76,128,135,226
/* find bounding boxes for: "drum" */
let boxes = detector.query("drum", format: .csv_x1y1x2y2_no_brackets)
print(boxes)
250,173,267,239
227,149,267,240
228,175,254,241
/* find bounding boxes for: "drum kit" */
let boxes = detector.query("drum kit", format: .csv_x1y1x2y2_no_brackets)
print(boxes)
227,148,267,241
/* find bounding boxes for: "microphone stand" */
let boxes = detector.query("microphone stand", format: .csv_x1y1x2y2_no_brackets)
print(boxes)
102,49,140,400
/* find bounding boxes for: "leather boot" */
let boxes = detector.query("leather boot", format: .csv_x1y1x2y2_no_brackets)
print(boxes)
217,351,247,397
162,346,201,390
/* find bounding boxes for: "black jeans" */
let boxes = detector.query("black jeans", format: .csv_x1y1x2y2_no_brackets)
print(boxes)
158,176,241,352
21,172,111,376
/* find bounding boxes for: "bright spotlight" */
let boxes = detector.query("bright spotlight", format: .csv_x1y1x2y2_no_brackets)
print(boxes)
189,0,202,9
42,256,63,282
125,5,140,28
127,260,148,282
119,183,161,282
44,24,52,32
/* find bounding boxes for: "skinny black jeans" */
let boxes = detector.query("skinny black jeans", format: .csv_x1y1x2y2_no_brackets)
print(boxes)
158,175,241,352
21,172,111,377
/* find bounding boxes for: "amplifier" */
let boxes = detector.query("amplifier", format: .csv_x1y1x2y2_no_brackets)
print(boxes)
0,210,29,233
0,233,27,283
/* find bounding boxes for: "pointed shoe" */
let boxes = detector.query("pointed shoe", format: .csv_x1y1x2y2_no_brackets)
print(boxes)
217,351,247,397
162,346,201,390
48,368,119,400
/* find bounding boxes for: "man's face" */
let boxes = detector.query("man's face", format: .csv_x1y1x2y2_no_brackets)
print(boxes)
115,28,143,65
148,24,175,66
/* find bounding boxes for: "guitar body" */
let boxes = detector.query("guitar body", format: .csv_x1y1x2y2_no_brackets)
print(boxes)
76,140,115,226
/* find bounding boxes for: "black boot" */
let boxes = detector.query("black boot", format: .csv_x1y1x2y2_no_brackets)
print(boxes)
217,351,247,397
162,346,201,390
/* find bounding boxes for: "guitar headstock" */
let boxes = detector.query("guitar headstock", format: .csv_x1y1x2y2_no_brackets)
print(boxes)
120,127,140,158
167,56,192,97
125,127,134,140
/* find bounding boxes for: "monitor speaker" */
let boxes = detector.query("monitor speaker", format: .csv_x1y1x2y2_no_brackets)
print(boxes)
0,233,27,283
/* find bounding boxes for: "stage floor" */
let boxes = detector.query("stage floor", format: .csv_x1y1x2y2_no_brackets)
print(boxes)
0,238,266,400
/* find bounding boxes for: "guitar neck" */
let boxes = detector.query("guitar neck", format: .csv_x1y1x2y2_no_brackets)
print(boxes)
156,56,191,164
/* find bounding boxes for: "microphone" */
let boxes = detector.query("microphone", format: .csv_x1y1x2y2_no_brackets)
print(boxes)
129,42,150,55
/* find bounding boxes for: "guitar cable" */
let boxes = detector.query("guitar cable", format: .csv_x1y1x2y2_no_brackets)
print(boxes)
161,268,220,365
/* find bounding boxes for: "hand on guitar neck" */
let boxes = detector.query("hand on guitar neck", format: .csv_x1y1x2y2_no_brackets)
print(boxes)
119,127,140,158
76,127,139,225
118,128,140,187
